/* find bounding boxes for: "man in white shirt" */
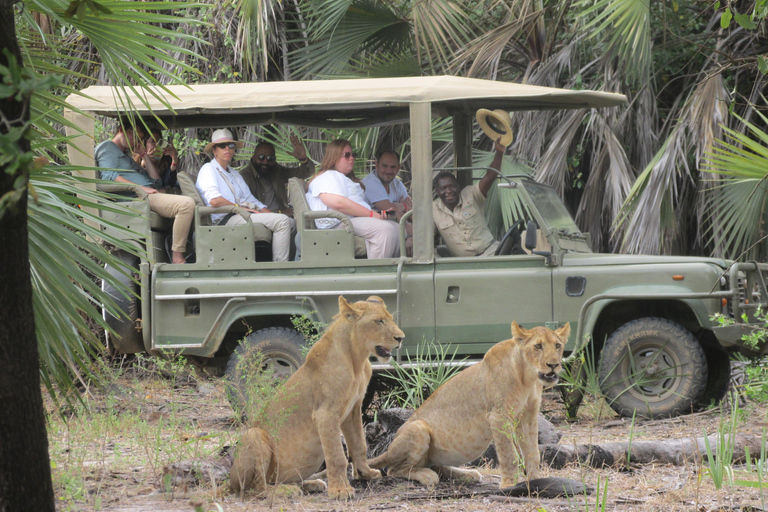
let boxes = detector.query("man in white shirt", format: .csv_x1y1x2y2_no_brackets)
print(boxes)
362,149,412,220
195,129,292,262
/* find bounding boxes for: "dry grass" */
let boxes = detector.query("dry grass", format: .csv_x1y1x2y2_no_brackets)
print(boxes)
46,361,768,512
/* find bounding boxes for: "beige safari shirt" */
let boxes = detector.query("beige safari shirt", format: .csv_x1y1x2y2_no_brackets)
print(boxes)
433,183,497,257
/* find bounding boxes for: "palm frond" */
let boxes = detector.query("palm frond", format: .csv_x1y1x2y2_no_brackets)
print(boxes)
450,9,541,78
574,0,651,84
235,0,281,80
577,112,634,251
410,0,472,70
289,1,409,78
25,0,207,112
701,178,767,260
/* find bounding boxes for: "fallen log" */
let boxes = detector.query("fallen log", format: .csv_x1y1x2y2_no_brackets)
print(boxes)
541,434,764,469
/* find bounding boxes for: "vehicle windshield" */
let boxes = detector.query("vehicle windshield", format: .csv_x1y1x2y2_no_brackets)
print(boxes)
521,181,581,234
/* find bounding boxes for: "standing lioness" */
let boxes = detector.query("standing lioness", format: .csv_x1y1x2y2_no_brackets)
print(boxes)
229,296,404,499
368,321,569,489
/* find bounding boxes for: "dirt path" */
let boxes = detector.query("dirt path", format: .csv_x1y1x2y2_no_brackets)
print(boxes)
47,368,768,512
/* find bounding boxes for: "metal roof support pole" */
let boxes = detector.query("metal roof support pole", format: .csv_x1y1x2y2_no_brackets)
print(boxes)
452,111,473,190
409,101,433,263
64,110,99,228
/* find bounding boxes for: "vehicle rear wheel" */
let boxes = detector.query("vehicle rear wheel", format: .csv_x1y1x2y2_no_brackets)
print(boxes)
102,251,143,354
225,327,305,417
598,317,707,419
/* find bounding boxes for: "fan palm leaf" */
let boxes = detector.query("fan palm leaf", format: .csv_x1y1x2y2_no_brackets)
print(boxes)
10,0,206,401
615,70,729,254
702,109,768,260
574,0,652,84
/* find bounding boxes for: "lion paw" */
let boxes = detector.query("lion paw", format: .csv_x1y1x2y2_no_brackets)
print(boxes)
328,484,355,500
301,479,327,494
500,478,519,490
354,467,382,481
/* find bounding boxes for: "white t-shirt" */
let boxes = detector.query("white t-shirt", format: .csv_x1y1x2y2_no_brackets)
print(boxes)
196,159,266,223
306,170,371,229
362,172,409,207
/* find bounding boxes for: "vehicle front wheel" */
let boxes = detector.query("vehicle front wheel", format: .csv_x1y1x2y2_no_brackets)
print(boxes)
598,317,707,419
224,327,306,417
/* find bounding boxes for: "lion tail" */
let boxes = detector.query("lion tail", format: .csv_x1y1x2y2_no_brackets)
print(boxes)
229,427,273,495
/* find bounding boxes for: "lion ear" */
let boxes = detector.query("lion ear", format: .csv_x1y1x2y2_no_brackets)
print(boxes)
556,322,571,339
366,295,385,306
338,295,363,320
510,321,529,342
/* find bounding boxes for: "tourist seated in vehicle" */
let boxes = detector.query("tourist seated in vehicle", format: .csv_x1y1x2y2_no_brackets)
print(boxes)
363,149,413,255
306,139,399,259
135,126,180,190
239,136,314,219
362,149,412,218
195,129,293,262
433,136,505,257
95,118,194,264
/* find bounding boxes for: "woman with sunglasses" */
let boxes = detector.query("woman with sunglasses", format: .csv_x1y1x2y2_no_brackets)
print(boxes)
306,139,399,259
196,129,293,262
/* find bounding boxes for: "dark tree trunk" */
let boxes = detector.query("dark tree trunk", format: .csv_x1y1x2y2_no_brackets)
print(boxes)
0,1,56,510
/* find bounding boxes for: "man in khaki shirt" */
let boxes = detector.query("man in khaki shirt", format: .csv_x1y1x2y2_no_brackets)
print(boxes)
433,137,505,257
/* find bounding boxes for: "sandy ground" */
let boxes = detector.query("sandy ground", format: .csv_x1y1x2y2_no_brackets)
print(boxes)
47,364,768,512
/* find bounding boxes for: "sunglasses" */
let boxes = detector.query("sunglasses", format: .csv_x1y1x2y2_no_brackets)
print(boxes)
214,142,237,150
342,151,355,159
256,154,276,162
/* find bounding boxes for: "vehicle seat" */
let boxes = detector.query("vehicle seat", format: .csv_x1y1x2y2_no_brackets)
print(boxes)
177,171,272,243
287,177,366,258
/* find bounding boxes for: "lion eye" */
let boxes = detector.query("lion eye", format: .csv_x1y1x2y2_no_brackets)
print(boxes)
534,343,542,350
556,343,562,350
376,319,384,325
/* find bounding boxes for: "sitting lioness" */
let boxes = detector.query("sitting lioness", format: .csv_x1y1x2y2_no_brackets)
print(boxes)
229,295,404,499
368,321,568,489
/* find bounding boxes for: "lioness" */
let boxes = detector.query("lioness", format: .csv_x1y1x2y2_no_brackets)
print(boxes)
229,295,404,499
368,321,568,489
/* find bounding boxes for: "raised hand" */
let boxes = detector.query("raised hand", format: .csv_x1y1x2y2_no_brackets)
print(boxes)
287,134,308,161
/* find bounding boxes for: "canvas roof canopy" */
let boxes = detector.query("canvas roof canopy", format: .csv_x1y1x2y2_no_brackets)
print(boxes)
66,75,626,129
65,76,626,263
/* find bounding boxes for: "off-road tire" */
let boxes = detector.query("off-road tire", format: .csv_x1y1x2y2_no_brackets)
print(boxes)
102,251,143,354
225,327,305,416
599,317,707,419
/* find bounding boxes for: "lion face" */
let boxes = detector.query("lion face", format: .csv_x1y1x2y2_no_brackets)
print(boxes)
338,296,404,363
511,321,569,387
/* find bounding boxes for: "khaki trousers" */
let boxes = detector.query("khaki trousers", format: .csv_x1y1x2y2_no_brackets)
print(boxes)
226,212,293,262
147,193,194,253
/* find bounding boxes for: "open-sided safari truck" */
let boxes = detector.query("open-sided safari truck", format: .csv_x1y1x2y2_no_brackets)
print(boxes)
65,76,768,419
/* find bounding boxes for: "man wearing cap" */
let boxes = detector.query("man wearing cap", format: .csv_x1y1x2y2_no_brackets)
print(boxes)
362,149,412,219
433,136,506,257
196,129,293,262
96,119,194,264
239,136,314,218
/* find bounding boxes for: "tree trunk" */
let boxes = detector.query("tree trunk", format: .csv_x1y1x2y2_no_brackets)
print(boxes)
0,1,56,510
541,433,764,469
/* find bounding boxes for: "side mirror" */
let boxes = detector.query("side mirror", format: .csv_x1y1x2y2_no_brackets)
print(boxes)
526,220,554,266
525,220,538,251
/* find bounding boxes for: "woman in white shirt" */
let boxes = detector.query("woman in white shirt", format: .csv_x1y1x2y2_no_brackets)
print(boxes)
306,139,399,259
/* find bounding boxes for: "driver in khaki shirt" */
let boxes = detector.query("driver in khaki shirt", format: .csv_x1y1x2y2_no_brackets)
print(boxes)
433,137,505,257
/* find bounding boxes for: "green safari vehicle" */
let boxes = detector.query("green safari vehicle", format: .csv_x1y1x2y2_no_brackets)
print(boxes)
65,76,768,418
